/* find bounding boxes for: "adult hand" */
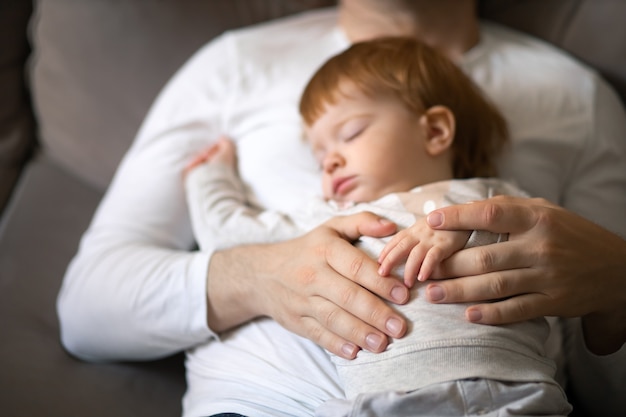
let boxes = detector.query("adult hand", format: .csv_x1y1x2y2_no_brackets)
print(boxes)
207,212,410,359
425,196,626,354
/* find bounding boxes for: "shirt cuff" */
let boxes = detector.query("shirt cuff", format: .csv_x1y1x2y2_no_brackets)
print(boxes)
188,249,221,341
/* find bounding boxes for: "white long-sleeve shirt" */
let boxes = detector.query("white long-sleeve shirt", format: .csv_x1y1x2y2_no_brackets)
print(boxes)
58,7,626,417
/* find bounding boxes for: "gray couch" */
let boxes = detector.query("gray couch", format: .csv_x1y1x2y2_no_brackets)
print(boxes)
1,1,624,416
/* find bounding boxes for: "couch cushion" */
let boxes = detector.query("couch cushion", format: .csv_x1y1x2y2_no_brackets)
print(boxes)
0,153,187,417
29,0,335,192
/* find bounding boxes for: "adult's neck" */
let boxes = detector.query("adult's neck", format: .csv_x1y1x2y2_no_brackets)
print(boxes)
338,0,480,62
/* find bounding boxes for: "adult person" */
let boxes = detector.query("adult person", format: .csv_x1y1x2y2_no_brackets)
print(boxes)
181,36,571,417
57,1,626,416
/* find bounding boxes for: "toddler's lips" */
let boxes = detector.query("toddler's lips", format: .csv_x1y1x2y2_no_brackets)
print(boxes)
332,175,357,197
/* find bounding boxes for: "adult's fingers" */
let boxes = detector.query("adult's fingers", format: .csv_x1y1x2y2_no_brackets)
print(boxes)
271,213,409,357
425,266,538,305
322,213,409,306
280,294,384,359
300,295,398,356
464,293,554,325
316,227,409,341
261,238,401,358
427,196,554,235
424,267,559,325
325,211,398,241
430,239,531,279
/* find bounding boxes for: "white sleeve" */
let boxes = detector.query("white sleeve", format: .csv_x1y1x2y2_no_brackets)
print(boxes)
564,78,626,239
185,162,302,250
561,80,626,412
57,35,239,361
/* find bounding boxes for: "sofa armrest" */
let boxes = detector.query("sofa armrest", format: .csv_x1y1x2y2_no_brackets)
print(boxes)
0,0,37,216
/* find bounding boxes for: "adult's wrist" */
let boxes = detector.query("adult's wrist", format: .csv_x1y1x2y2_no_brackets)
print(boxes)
205,245,263,333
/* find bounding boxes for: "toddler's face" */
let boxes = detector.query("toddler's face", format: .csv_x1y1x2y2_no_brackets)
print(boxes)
306,82,431,203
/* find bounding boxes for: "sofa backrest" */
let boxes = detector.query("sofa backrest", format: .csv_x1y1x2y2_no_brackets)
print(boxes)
27,0,626,192
480,0,626,103
28,0,336,191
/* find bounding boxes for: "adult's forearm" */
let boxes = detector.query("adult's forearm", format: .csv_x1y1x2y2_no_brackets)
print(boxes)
58,243,213,361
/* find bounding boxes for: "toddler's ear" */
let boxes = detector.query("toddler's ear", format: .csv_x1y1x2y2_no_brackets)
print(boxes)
419,105,455,156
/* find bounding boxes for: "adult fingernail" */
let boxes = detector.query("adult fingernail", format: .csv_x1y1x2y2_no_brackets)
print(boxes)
467,309,483,322
386,317,402,336
391,286,407,303
342,343,358,358
366,333,384,351
427,285,445,302
427,212,443,227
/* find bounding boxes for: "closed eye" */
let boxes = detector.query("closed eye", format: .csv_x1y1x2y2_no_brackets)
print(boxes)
340,119,368,142
344,127,365,142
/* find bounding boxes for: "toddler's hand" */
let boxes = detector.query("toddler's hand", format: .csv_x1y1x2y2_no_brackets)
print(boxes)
378,218,470,287
183,136,237,177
